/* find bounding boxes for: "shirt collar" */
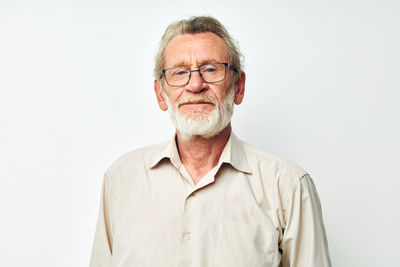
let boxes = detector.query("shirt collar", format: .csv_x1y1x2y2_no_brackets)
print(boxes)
147,132,252,174
225,132,252,174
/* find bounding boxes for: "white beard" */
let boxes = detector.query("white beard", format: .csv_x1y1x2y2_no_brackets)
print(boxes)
164,88,235,140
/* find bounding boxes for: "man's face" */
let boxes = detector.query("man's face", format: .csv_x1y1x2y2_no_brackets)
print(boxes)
154,32,245,139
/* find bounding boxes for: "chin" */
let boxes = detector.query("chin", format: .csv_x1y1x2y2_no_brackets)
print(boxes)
164,86,236,141
173,108,230,141
180,111,211,122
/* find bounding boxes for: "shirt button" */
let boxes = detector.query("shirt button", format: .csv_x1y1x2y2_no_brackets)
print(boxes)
186,232,192,241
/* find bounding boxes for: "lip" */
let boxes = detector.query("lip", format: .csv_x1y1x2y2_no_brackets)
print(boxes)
179,102,214,107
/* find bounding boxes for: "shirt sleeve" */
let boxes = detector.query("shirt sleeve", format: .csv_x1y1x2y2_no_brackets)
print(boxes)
279,174,332,267
89,174,113,267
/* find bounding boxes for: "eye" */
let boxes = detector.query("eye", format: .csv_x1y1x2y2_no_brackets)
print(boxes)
171,68,189,76
176,70,187,75
202,65,217,73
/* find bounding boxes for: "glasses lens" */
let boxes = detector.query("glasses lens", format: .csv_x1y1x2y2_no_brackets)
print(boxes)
200,63,226,83
165,67,190,86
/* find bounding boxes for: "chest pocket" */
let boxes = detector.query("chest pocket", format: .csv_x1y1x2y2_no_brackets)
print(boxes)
214,221,279,267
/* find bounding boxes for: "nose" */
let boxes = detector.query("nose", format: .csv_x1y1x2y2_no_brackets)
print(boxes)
186,70,207,93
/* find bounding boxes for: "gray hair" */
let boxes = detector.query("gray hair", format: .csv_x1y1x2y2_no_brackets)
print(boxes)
154,16,243,82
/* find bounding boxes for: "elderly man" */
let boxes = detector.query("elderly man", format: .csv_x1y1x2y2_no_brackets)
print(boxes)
90,16,332,267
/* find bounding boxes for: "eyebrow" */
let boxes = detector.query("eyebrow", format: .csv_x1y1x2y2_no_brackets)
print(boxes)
169,58,222,69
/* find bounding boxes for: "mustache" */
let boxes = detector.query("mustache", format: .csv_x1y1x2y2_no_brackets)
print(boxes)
177,94,218,106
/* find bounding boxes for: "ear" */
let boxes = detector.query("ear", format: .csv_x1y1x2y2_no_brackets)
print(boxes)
234,71,246,105
154,79,168,111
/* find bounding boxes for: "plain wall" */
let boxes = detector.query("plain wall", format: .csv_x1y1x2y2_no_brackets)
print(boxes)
1,0,399,266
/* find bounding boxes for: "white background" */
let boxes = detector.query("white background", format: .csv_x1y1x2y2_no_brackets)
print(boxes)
1,0,399,266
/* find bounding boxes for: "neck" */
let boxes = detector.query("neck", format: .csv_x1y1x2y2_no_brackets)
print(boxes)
176,124,232,185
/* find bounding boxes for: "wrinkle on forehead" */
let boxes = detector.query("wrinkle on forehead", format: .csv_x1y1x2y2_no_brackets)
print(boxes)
169,58,223,69
164,32,230,69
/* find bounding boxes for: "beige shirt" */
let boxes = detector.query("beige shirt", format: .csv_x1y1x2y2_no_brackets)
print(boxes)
90,133,331,267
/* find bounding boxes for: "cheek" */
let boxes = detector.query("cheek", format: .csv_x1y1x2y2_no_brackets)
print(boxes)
165,89,184,107
215,82,233,101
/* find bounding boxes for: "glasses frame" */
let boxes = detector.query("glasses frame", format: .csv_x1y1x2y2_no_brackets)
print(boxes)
161,62,238,87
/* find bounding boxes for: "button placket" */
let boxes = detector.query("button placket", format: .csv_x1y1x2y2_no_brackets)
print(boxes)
181,191,198,239
178,191,199,267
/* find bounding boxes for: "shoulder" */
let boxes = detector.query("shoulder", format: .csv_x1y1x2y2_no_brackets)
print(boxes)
240,140,308,190
104,141,169,179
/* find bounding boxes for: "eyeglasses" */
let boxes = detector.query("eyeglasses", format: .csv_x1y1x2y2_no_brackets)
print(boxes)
161,62,238,87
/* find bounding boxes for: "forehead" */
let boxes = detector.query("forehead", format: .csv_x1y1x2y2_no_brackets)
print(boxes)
164,32,229,67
